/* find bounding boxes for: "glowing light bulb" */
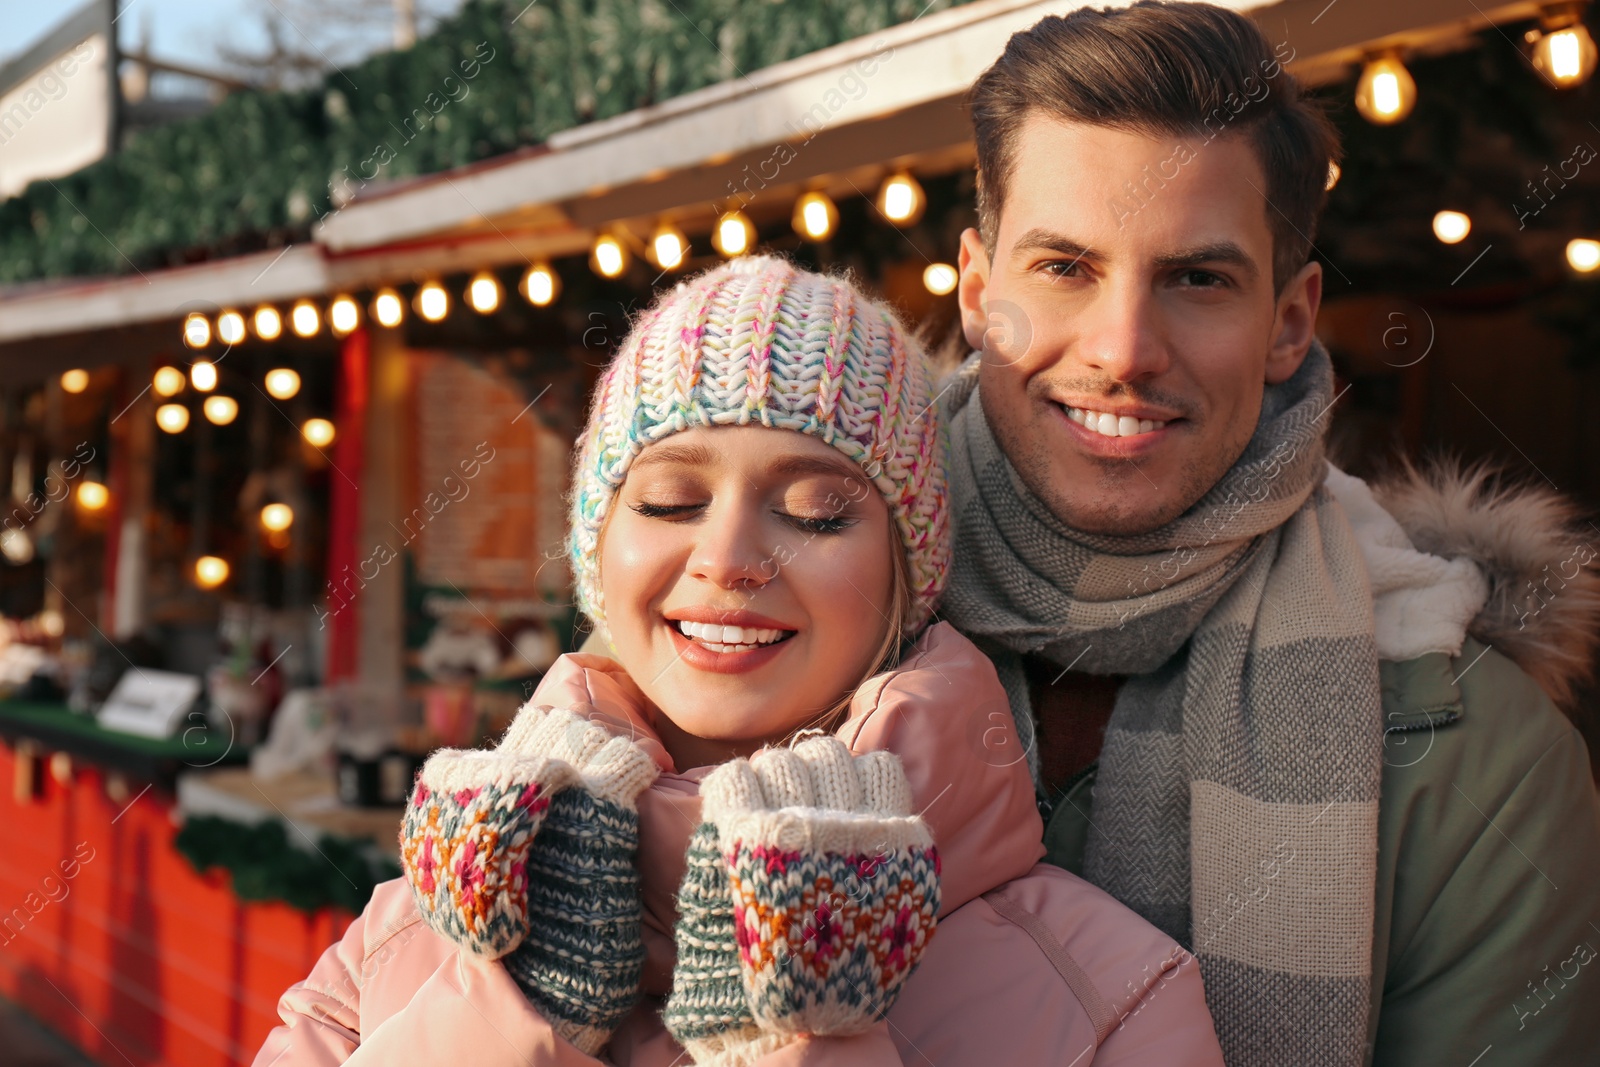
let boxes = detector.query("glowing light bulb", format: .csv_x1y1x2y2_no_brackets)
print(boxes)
153,366,185,397
372,288,404,328
190,361,218,392
1355,55,1416,124
1432,210,1471,244
522,263,559,306
216,310,246,345
1567,238,1600,273
253,305,283,341
651,225,688,270
290,300,320,337
194,556,229,589
76,481,109,510
0,529,33,564
302,418,337,447
591,234,628,278
60,369,89,394
876,172,926,225
792,191,839,241
1532,20,1598,87
712,212,755,257
1325,161,1342,191
260,503,294,532
156,403,190,433
467,272,502,314
416,282,449,322
203,395,239,425
183,313,212,349
923,263,959,296
329,295,360,335
265,367,301,400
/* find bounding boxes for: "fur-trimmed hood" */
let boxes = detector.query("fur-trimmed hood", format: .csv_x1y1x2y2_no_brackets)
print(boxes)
1369,460,1600,712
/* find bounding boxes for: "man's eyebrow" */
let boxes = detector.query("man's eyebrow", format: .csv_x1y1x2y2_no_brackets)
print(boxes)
1010,228,1098,262
1154,242,1260,278
631,439,717,471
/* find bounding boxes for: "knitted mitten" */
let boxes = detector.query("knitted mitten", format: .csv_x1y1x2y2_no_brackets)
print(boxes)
400,704,659,1053
663,736,941,1066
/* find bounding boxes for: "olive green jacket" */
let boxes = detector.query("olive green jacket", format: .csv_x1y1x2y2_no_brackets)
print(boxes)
1043,636,1600,1066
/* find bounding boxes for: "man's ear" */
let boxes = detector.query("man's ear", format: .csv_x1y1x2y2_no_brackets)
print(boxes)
958,227,991,353
1265,259,1323,384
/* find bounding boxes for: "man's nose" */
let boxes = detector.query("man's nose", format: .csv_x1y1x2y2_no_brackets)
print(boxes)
1075,280,1170,382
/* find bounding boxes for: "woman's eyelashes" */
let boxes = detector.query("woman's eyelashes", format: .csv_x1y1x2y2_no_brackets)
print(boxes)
781,512,854,535
626,498,857,535
628,500,703,519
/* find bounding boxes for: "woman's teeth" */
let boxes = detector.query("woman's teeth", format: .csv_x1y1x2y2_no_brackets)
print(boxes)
675,619,790,652
1066,406,1167,438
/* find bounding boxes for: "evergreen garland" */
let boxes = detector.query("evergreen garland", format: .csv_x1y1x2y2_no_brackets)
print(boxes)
175,813,401,915
0,0,971,283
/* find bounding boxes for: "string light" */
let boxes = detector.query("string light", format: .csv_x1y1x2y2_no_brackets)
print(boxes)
203,395,239,425
183,313,212,349
591,234,629,278
1432,210,1471,244
156,404,190,433
302,418,337,447
217,310,246,345
876,171,926,225
1355,54,1416,124
253,305,283,341
650,224,688,270
60,369,89,394
792,191,839,241
76,481,109,510
153,366,185,397
191,361,218,392
711,211,756,257
265,368,301,400
0,529,34,564
329,295,361,335
467,272,503,314
522,263,559,306
1529,5,1598,87
1567,238,1600,273
260,503,295,532
923,263,959,295
194,556,230,589
290,300,321,337
372,288,405,328
416,281,449,322
1325,161,1342,191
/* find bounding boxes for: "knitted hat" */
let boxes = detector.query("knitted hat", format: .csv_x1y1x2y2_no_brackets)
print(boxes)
568,255,949,634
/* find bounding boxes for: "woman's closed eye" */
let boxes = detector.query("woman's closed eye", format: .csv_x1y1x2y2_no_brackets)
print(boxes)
781,512,855,535
629,501,703,519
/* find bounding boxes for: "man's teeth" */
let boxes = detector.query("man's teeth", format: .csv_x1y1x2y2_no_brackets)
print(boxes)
1066,407,1167,438
676,620,789,650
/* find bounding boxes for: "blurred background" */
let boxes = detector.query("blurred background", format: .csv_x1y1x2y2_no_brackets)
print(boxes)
0,1,1595,1064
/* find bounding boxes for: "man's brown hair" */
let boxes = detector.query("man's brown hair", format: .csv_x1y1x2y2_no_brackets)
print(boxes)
967,1,1341,294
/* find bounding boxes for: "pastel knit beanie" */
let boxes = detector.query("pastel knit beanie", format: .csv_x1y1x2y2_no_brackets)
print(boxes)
568,255,949,634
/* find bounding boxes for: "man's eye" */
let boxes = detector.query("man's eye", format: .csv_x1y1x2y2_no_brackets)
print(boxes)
1042,259,1083,279
1179,269,1227,288
629,501,701,518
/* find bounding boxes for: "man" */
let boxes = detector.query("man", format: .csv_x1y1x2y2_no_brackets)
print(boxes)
940,3,1600,1065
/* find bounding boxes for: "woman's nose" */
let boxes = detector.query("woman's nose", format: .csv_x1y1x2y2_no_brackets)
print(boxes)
686,507,774,591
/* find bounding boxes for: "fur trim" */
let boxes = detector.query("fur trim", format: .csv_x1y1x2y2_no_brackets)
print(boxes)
1369,459,1600,712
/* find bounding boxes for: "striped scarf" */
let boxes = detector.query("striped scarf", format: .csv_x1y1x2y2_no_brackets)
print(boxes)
940,343,1382,1066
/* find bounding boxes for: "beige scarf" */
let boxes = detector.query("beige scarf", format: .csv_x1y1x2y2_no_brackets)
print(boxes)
940,343,1383,1066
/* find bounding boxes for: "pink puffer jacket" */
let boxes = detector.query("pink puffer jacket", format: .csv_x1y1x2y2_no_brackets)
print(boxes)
252,623,1224,1066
